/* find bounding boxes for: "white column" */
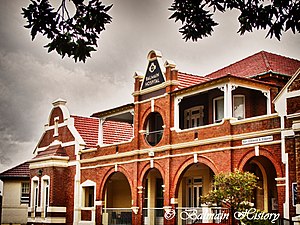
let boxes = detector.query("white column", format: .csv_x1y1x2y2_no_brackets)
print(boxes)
223,84,230,118
263,91,271,115
174,97,182,130
227,83,233,118
98,118,106,146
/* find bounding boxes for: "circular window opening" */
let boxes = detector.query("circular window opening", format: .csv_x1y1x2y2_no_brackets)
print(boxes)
145,112,164,146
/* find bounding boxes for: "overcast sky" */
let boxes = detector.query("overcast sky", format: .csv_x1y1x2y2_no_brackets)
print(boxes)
0,0,299,172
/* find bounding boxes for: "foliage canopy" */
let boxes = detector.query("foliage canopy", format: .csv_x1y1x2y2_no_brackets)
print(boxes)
22,0,112,62
202,170,258,211
169,0,300,41
22,0,300,62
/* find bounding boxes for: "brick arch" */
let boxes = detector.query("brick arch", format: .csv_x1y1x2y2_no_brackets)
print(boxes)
138,161,165,187
172,155,219,198
140,106,166,130
98,165,134,200
237,148,283,178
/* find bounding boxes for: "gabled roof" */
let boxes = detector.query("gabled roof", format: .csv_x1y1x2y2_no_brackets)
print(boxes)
273,67,300,103
0,162,30,179
103,120,133,145
72,115,99,148
206,51,300,79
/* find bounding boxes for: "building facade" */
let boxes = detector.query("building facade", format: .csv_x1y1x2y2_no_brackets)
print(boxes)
27,50,300,225
0,162,30,225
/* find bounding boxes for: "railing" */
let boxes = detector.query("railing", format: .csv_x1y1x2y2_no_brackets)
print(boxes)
143,208,164,225
275,218,295,225
176,207,231,225
102,208,132,225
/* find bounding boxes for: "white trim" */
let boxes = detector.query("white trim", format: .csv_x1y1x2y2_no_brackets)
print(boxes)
36,141,76,153
29,155,69,163
29,156,69,169
213,96,224,123
273,67,300,103
30,176,39,217
79,128,281,164
80,180,96,222
53,117,59,137
81,180,96,187
28,217,66,223
80,140,281,170
47,206,66,212
41,175,50,218
134,93,168,105
230,113,278,125
97,118,105,146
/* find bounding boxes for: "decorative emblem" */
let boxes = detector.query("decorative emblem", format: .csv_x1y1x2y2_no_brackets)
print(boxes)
149,62,156,73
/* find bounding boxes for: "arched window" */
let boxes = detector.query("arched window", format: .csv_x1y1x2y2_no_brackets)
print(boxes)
144,112,164,146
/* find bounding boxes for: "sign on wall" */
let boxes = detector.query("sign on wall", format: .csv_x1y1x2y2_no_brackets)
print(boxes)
242,135,273,145
141,59,165,90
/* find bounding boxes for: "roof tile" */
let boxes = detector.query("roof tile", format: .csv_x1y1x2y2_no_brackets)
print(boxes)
0,162,30,178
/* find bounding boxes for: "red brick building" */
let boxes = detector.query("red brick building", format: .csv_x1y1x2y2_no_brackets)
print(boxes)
27,50,300,225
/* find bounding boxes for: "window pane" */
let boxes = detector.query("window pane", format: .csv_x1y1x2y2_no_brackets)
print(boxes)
233,96,244,119
21,182,30,204
215,98,224,122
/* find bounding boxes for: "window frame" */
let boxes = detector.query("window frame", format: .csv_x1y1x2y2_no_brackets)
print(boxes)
183,106,204,129
233,95,245,120
81,180,96,208
144,112,164,146
20,182,30,205
213,96,224,123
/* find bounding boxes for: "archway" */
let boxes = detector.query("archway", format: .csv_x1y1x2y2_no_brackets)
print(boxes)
142,168,164,225
175,163,215,225
243,156,278,212
102,172,132,225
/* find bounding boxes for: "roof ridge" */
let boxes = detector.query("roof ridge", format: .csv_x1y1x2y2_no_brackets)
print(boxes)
71,114,99,120
261,51,271,71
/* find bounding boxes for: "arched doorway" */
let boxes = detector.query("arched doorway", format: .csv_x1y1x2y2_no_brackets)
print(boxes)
102,172,132,225
142,168,164,225
175,163,215,225
243,156,278,212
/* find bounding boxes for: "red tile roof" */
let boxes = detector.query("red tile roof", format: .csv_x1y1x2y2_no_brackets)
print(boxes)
206,51,300,79
72,115,99,148
103,120,133,144
0,162,30,178
177,72,210,89
72,115,133,147
35,143,67,158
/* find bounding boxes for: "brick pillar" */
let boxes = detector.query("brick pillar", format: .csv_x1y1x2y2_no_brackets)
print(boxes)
132,161,142,225
276,185,285,216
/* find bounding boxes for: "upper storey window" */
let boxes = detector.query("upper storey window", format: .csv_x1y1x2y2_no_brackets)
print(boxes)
233,95,245,120
184,106,204,129
145,112,164,146
214,97,224,123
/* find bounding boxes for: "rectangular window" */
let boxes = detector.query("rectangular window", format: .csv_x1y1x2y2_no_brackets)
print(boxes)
187,177,203,208
184,106,204,129
21,182,30,204
83,186,94,207
233,95,245,119
214,97,224,123
43,179,49,217
32,181,39,214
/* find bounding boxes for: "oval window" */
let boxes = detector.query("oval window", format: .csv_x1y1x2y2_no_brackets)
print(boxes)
144,112,164,146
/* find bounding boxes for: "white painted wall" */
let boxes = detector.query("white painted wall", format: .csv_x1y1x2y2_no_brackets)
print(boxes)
1,180,28,224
